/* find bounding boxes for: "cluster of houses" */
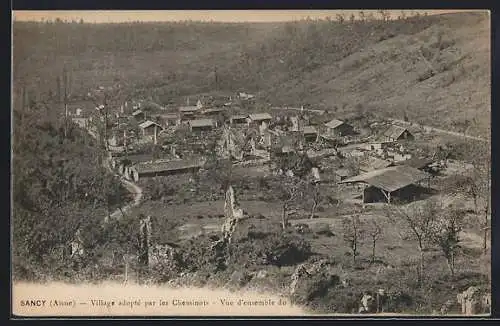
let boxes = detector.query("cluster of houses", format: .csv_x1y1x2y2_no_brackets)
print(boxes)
69,91,442,205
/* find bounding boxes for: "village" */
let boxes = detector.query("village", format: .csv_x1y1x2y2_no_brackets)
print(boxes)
70,90,462,206
62,87,491,315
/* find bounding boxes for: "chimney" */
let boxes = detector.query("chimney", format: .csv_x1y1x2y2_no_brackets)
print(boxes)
153,125,157,145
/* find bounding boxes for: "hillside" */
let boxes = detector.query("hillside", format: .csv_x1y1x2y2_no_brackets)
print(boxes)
13,12,490,138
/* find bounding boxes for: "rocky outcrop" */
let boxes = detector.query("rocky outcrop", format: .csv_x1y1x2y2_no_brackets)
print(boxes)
221,185,245,244
457,286,490,315
289,260,340,305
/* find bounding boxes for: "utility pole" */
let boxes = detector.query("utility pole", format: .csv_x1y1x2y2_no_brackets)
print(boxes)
63,66,69,139
214,66,219,91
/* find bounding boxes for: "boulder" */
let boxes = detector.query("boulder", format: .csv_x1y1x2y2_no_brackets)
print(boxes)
289,260,340,305
226,270,253,289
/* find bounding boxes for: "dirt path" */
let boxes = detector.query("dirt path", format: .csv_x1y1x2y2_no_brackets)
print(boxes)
388,118,487,143
85,126,144,221
269,106,487,142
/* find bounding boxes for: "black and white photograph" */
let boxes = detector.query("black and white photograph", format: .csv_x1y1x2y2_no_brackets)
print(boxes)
11,9,491,317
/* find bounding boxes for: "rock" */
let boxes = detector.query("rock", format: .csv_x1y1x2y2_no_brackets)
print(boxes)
226,270,252,289
256,270,268,279
457,286,489,315
289,261,339,305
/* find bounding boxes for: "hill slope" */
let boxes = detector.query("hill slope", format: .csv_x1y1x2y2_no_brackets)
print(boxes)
13,12,490,137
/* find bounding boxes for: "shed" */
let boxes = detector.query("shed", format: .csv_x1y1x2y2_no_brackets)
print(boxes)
396,157,434,171
179,106,199,119
132,109,145,121
248,113,272,123
139,120,163,137
339,165,431,204
128,159,205,181
187,119,216,132
335,168,354,182
325,119,355,137
381,125,414,142
155,113,180,127
230,114,248,125
302,125,319,142
202,107,226,116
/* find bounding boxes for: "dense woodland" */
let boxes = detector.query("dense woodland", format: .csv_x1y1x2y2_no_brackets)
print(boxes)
12,102,130,280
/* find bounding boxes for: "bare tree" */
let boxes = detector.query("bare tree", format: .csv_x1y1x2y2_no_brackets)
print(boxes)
430,209,465,276
349,13,356,24
387,201,439,284
336,13,345,24
359,11,366,23
342,214,364,265
367,219,383,264
309,182,320,219
278,176,307,230
378,10,391,22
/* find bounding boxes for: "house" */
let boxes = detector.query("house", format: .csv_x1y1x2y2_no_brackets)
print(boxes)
132,109,145,121
335,168,354,182
202,107,226,117
302,125,319,142
324,119,355,137
179,106,199,120
187,119,217,133
396,157,434,172
239,92,255,100
339,165,431,204
230,114,248,125
247,113,273,128
359,156,394,173
155,113,181,127
139,120,163,138
127,158,206,182
381,125,414,142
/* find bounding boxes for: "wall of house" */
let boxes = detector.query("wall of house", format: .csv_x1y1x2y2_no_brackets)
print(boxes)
138,166,201,179
363,186,388,203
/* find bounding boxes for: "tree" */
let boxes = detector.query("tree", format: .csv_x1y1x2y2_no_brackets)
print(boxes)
336,14,345,24
387,200,439,284
367,219,382,264
309,182,321,219
358,11,366,23
349,13,356,24
430,209,465,276
278,176,307,230
342,215,364,265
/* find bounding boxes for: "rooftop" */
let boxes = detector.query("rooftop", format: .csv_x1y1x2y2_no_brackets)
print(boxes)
187,119,215,128
179,106,199,112
139,120,163,129
134,158,205,174
302,125,318,134
325,119,347,129
382,125,410,139
339,165,430,193
396,157,434,170
132,109,143,116
359,156,393,172
248,113,273,121
231,114,248,120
